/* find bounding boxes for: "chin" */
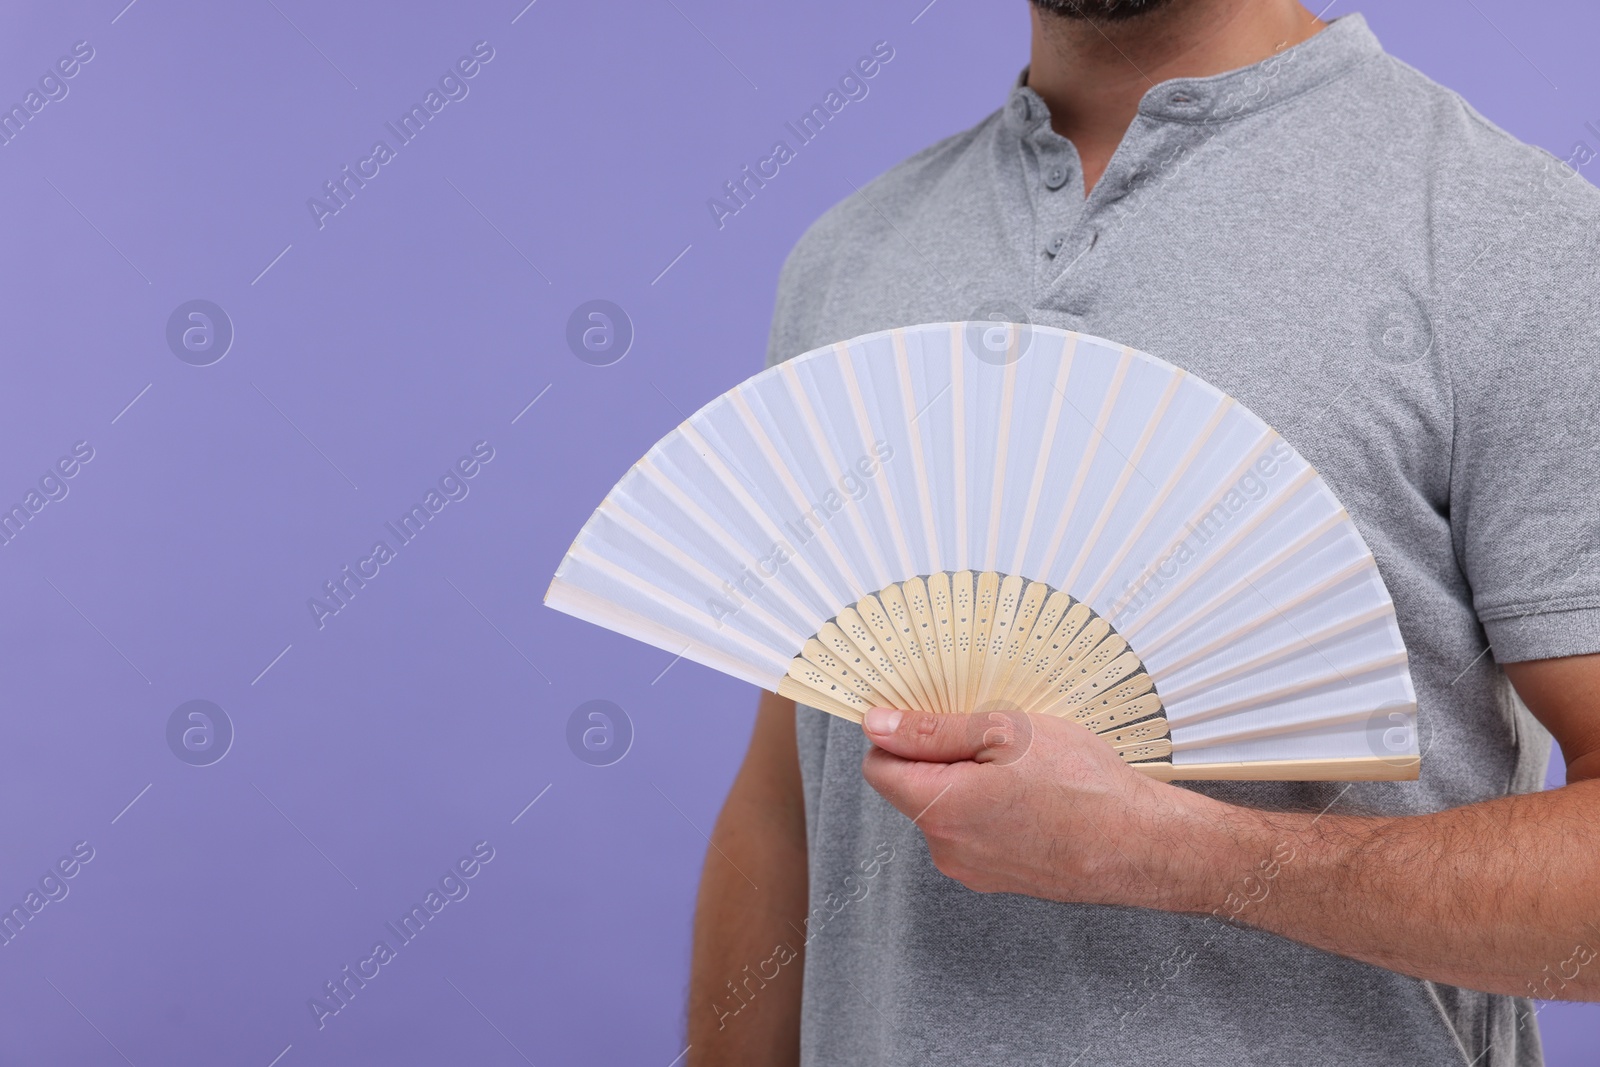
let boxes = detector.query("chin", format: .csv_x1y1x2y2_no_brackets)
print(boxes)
1030,0,1180,21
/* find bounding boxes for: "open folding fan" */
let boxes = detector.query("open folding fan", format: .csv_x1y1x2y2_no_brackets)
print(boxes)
546,322,1420,781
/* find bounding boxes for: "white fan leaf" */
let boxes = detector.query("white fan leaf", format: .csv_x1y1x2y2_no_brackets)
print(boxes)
547,322,1421,781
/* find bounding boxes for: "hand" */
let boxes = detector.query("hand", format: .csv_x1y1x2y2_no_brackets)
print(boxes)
859,706,1226,910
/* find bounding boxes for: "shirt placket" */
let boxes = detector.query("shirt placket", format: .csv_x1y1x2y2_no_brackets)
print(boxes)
1037,111,1220,322
1029,138,1090,318
1006,92,1087,322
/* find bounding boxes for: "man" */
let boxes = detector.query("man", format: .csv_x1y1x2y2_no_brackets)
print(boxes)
689,2,1600,1064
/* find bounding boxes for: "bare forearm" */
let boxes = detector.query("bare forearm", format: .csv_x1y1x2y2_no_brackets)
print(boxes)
688,693,809,1066
859,658,1600,1001
1163,780,1600,1000
687,806,809,1064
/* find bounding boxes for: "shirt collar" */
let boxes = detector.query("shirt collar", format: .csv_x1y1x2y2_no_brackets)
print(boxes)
1005,13,1382,132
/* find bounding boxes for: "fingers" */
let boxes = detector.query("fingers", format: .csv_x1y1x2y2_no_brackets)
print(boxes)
859,707,1036,822
860,745,965,823
861,706,1033,766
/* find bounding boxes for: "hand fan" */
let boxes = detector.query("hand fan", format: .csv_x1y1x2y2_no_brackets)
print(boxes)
546,322,1420,781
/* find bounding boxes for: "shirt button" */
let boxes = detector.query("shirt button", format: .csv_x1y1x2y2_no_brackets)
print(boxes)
1010,95,1031,123
1045,233,1066,257
1044,164,1070,190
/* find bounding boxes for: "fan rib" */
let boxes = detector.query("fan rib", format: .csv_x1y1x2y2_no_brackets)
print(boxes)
878,583,945,714
1056,649,1146,711
1079,692,1163,732
1037,348,1135,586
891,330,943,573
983,349,1023,573
1116,459,1317,639
1010,603,1096,710
990,580,1051,709
725,389,867,605
1072,672,1156,720
1080,396,1235,607
563,544,787,670
597,490,810,645
1137,756,1418,781
791,641,882,718
1169,699,1417,752
1013,614,1110,711
964,572,1001,712
1118,738,1173,761
674,423,843,622
948,330,970,570
900,578,951,714
546,575,780,688
857,592,940,716
834,341,916,580
1164,651,1411,732
927,572,961,714
796,638,877,700
972,572,1024,713
834,609,923,711
950,571,976,712
777,675,866,721
1131,504,1350,654
1040,635,1136,717
1145,559,1382,676
1007,338,1078,576
1137,516,1353,669
778,360,893,593
816,620,910,711
1048,632,1128,700
1157,603,1396,704
1059,368,1187,594
1014,591,1074,680
1104,717,1169,748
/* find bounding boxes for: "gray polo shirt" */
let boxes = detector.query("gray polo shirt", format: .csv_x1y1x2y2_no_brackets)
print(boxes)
761,14,1600,1067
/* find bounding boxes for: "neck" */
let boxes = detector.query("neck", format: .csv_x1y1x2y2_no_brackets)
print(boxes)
1027,0,1324,193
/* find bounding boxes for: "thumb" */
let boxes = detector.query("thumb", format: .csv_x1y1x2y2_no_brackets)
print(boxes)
861,706,1034,765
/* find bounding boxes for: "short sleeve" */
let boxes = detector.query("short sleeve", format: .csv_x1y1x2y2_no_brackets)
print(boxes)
1452,183,1600,662
763,210,850,371
764,242,809,371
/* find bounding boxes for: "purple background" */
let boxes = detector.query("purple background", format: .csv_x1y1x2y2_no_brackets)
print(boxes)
0,1,1594,1063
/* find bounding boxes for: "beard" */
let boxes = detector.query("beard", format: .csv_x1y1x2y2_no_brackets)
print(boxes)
1030,0,1178,20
